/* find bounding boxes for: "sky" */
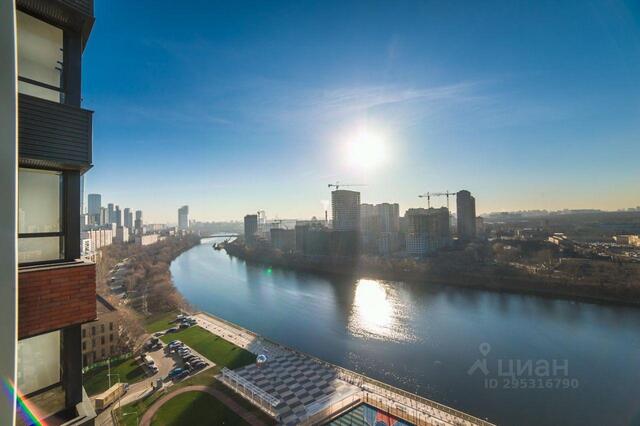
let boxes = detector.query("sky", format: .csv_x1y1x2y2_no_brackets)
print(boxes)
83,0,640,223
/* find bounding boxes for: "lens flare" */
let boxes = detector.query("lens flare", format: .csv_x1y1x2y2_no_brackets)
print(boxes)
3,378,46,426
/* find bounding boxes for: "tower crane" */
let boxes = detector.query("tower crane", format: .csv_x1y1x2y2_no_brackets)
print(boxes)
418,191,458,210
328,182,366,191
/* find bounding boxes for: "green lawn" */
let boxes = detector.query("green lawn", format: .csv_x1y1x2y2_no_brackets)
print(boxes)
83,357,147,396
144,311,181,334
160,326,256,370
115,371,277,426
150,391,249,426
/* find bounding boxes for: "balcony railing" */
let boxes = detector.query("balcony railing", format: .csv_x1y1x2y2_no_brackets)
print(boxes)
18,93,93,172
18,260,96,339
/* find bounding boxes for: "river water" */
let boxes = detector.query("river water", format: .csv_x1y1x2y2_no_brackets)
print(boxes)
170,238,640,426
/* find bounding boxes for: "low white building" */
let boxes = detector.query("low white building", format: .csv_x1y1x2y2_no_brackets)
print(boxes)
135,233,160,246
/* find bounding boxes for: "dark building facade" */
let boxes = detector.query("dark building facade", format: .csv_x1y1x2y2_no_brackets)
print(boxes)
12,0,97,423
244,214,258,244
456,190,476,241
405,207,451,255
270,228,296,252
295,222,330,256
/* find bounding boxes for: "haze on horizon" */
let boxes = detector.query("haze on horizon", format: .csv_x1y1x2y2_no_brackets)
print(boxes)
83,1,640,224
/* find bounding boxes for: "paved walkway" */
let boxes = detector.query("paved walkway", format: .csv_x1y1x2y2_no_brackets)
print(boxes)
139,385,267,426
194,313,288,358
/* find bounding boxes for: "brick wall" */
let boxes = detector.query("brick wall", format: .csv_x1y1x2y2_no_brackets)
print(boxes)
18,262,96,339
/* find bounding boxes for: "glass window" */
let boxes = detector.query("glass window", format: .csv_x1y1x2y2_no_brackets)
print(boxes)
18,169,63,264
17,331,61,395
16,11,64,102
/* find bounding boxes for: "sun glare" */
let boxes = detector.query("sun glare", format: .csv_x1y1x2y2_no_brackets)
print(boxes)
345,126,387,171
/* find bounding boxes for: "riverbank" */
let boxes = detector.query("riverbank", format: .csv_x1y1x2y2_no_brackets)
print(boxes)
194,311,494,426
222,241,640,307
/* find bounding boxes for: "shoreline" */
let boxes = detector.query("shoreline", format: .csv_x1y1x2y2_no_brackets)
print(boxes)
193,310,495,426
219,242,640,308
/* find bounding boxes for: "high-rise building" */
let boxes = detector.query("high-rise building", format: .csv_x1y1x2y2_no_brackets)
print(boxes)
134,210,143,233
456,190,476,241
359,203,400,255
107,203,115,224
88,193,101,225
295,221,330,256
3,1,97,423
244,214,258,243
124,207,133,229
115,226,129,244
270,228,296,252
178,205,189,230
332,190,361,231
114,205,122,227
405,207,451,255
99,207,108,226
378,203,400,233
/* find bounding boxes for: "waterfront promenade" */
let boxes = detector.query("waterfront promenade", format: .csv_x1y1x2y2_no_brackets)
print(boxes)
193,312,495,426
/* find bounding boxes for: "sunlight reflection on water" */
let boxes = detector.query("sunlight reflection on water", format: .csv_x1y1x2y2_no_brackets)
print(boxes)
347,279,418,343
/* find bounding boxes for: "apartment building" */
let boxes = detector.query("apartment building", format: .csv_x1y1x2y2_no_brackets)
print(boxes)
82,296,123,367
2,0,97,424
405,207,452,256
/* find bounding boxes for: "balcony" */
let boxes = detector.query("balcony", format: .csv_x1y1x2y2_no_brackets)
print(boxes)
18,260,96,340
18,93,93,173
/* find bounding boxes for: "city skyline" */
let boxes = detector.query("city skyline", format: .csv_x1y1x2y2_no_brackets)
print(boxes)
83,1,640,223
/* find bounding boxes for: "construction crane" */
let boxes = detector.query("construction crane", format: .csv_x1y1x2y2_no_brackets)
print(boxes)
328,182,366,191
418,191,458,210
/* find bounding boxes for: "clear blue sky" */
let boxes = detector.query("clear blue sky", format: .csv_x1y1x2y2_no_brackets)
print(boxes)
83,0,640,223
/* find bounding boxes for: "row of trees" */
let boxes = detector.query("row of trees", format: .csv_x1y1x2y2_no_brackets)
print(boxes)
96,235,201,346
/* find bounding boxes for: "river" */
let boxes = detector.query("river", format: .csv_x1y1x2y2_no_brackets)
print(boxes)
170,238,640,426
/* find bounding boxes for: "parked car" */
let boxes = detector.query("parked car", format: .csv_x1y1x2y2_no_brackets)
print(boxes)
178,323,189,329
174,370,190,381
167,367,184,379
184,355,198,363
193,361,207,370
166,327,179,334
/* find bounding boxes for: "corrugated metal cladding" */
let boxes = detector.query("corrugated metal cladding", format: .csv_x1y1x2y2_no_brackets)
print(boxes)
18,93,93,171
17,0,93,19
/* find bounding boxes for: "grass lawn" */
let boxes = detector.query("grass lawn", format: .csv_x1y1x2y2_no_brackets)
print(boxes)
83,357,147,396
150,391,249,426
160,326,256,370
115,370,277,426
144,310,181,334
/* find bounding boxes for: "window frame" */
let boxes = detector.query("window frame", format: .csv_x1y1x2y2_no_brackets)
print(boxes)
17,167,66,267
16,10,66,103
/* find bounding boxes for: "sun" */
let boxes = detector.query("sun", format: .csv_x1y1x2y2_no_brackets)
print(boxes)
345,126,387,171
